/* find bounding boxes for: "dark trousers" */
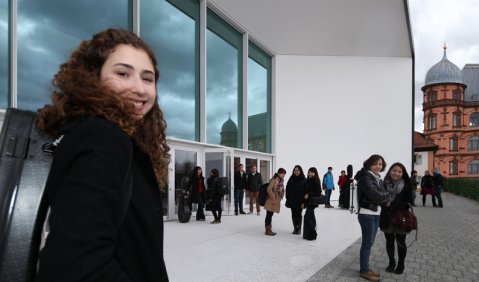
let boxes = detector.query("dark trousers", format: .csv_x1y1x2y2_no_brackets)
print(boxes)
234,189,244,212
384,232,407,263
303,206,317,240
435,186,443,207
265,210,274,225
325,189,332,205
422,194,437,206
211,198,222,220
196,193,205,220
291,207,302,218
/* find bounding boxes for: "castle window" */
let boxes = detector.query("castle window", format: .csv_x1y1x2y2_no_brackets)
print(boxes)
449,137,458,151
453,112,461,128
453,90,461,101
428,114,437,130
429,91,437,104
470,112,479,127
467,160,479,174
449,161,458,175
468,136,479,151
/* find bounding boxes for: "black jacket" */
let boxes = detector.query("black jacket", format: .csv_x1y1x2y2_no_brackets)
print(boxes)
379,180,414,229
303,178,322,207
234,171,247,190
38,118,168,281
354,169,390,212
285,175,306,209
247,172,262,192
190,175,206,204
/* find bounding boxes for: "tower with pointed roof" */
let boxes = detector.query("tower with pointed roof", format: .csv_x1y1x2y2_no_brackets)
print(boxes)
421,45,479,178
220,113,238,148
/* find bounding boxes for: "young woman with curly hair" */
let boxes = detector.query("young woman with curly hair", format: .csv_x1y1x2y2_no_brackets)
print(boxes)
36,28,170,281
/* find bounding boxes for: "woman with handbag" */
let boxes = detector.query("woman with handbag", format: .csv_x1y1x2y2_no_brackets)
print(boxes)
379,162,414,275
354,154,391,282
420,170,437,206
207,168,223,224
302,167,322,241
264,168,286,236
286,165,306,235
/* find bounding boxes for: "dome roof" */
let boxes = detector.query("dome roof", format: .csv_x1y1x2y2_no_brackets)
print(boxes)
221,116,237,133
423,46,464,89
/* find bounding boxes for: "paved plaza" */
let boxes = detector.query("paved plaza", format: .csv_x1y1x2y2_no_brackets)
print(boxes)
164,192,479,281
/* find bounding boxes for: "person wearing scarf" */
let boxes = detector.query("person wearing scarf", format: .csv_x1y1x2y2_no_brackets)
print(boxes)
264,168,286,236
379,162,414,275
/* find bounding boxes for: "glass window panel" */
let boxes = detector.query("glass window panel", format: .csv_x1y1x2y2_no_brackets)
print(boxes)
470,112,479,127
248,42,271,153
468,136,479,151
141,0,199,141
207,10,242,148
17,0,131,110
468,160,479,174
0,0,8,109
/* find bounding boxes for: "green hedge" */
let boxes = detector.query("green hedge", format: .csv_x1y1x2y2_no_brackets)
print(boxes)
444,178,479,201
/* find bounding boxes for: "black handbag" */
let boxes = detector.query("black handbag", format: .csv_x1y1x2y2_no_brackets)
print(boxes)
310,194,325,206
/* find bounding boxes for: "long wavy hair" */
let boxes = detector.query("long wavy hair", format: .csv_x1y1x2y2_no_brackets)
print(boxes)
36,28,170,189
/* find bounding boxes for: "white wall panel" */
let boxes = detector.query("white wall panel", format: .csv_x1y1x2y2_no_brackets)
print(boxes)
275,55,412,182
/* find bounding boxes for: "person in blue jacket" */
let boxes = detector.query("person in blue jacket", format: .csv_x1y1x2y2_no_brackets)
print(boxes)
322,167,335,208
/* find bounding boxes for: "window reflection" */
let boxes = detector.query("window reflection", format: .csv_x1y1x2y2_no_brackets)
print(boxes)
207,10,242,148
248,43,271,153
17,0,130,110
141,0,199,141
0,0,8,108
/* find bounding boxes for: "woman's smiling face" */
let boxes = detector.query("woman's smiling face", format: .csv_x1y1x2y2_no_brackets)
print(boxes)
100,44,157,119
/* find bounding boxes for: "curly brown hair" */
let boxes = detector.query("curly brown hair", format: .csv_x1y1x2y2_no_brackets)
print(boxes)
36,28,170,189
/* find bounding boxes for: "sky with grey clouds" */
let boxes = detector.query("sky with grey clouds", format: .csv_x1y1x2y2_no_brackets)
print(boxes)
409,0,479,131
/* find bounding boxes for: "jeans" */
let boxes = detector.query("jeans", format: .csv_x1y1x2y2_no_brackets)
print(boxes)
325,189,332,205
196,193,205,220
435,186,443,207
234,189,244,213
358,214,380,273
411,189,416,205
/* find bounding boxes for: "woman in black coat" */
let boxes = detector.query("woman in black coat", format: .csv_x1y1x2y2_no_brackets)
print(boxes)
190,166,207,221
36,29,170,281
379,162,414,275
285,165,306,235
207,168,223,224
302,167,322,241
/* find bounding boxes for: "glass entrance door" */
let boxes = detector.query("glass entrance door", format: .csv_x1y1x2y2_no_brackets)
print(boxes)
204,148,234,215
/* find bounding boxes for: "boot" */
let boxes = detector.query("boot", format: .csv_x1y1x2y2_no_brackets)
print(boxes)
292,217,298,234
386,259,396,272
296,216,302,235
394,260,404,274
265,224,276,236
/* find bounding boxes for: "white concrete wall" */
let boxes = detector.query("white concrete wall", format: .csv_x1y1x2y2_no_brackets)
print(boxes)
414,151,429,178
275,55,412,183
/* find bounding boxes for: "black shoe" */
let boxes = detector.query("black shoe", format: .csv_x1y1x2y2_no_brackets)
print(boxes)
240,211,246,214
386,262,395,273
394,262,404,274
235,211,238,216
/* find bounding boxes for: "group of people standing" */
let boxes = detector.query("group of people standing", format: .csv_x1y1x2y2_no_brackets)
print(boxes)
355,154,415,282
418,169,444,207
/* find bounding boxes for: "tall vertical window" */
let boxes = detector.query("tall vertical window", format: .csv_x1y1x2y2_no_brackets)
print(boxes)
453,112,461,128
206,9,242,148
17,0,131,110
449,161,458,175
469,112,479,127
449,137,458,151
141,0,199,141
453,90,461,101
467,136,479,151
468,160,479,174
429,91,437,104
428,114,437,130
0,0,8,108
248,42,271,153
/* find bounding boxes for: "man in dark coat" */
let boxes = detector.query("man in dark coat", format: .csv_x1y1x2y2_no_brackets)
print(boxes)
247,165,263,215
234,164,247,215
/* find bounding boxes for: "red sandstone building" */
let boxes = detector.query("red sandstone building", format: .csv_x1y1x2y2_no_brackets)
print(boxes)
422,46,479,178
